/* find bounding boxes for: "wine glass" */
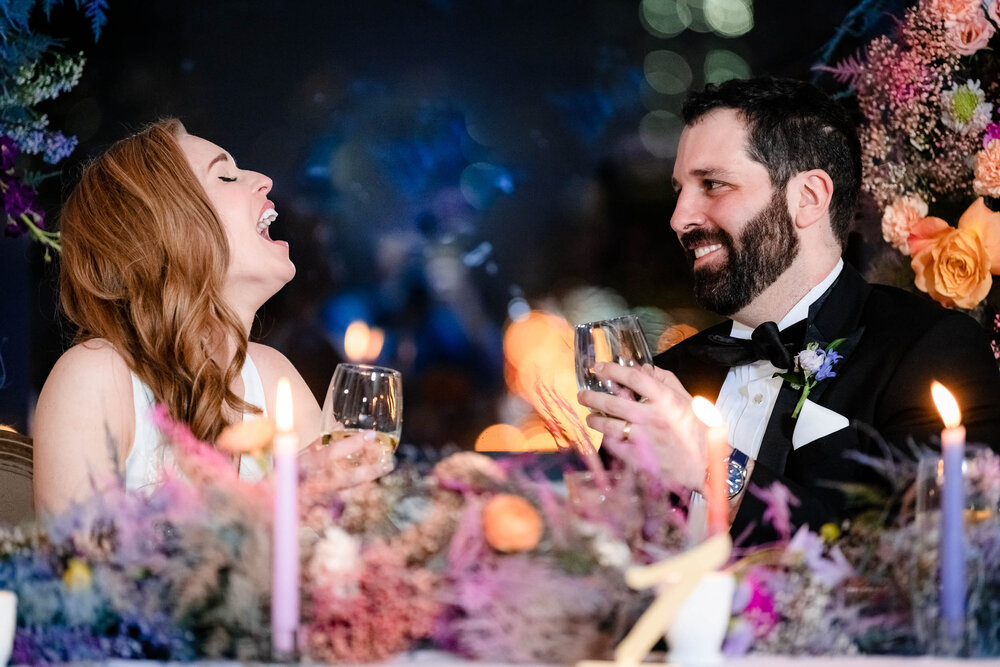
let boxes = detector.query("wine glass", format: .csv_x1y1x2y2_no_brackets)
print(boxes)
574,314,653,397
321,363,403,454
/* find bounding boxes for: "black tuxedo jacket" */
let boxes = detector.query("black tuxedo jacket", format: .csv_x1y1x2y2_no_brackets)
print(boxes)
655,264,1000,545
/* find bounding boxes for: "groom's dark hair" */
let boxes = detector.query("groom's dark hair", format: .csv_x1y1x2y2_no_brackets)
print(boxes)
683,77,861,249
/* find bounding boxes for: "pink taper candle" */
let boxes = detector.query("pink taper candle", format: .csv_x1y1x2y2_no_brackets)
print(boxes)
692,396,729,536
272,378,300,657
931,381,965,642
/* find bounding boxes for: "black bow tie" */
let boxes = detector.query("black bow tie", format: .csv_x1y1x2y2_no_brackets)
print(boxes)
699,320,806,369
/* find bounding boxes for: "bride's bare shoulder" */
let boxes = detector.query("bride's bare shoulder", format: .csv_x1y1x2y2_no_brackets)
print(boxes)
49,338,131,381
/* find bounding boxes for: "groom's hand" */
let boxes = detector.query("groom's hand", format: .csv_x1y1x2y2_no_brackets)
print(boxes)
578,362,708,491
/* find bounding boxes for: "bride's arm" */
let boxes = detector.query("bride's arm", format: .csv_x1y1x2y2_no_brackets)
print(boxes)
32,340,133,517
247,342,321,447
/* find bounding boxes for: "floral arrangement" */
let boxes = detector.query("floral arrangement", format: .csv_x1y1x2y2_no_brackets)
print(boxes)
817,0,1000,341
0,0,108,258
3,408,1000,663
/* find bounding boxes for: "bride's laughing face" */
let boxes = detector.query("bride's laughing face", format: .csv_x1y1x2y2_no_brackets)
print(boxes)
177,133,295,308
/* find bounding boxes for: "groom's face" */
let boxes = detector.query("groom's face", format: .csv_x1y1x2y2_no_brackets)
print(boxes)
670,109,800,316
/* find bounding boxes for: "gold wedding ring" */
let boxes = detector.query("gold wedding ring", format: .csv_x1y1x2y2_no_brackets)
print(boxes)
621,421,632,442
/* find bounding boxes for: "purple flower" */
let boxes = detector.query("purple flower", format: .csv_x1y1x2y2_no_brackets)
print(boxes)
984,121,1000,149
786,526,854,587
43,130,78,164
815,350,842,381
3,178,37,217
0,135,19,170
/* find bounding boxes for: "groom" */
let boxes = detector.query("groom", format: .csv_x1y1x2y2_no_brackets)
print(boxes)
579,77,1000,545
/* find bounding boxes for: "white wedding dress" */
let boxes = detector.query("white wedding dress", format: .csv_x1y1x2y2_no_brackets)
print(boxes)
124,355,267,491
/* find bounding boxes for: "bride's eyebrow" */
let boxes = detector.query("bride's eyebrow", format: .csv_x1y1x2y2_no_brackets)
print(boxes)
206,153,230,172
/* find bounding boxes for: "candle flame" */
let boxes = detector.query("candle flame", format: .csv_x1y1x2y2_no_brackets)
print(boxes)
931,381,961,429
691,395,723,428
276,377,294,432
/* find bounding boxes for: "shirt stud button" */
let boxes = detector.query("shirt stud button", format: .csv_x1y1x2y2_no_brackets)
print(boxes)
752,393,764,404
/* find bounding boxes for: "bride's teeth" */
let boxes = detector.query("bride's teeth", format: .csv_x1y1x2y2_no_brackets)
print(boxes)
256,209,278,234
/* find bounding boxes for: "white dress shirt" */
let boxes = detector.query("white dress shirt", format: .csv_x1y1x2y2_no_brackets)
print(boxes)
686,260,843,542
717,259,844,459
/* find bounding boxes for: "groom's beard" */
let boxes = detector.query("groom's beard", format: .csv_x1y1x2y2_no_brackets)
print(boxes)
681,189,800,316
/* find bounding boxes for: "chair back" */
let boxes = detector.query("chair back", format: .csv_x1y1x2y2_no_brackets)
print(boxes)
0,430,33,525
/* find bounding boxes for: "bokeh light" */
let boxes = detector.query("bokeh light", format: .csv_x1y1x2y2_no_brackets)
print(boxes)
656,323,699,353
344,320,385,363
704,49,751,84
644,50,692,96
639,110,683,159
475,423,527,452
704,0,754,37
501,310,601,451
639,0,691,38
460,162,514,211
507,296,531,322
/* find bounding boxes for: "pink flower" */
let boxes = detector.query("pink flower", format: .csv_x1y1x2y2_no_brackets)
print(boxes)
983,122,1000,149
882,194,928,255
949,10,996,55
988,0,1000,26
930,0,983,23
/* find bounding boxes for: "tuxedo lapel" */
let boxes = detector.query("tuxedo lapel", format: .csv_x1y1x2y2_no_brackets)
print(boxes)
757,265,871,472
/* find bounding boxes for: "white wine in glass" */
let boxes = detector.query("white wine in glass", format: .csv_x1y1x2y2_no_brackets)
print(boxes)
321,363,403,454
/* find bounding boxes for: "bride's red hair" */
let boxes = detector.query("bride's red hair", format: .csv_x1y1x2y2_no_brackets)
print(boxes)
59,118,259,443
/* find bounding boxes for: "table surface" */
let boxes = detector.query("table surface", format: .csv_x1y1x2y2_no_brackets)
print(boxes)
49,650,999,666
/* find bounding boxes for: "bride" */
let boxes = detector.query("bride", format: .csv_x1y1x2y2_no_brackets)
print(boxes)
32,119,388,515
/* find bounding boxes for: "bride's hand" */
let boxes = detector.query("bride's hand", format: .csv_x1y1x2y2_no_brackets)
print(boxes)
299,429,395,491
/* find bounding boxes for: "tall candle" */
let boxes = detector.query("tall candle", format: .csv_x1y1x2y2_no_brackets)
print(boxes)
691,396,728,536
272,378,300,657
931,381,965,641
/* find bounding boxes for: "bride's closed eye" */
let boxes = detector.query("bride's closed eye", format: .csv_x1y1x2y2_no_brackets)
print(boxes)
218,175,237,183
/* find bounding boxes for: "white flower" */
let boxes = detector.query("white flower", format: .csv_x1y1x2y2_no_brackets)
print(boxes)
796,349,825,373
592,532,632,569
307,526,362,596
941,79,994,135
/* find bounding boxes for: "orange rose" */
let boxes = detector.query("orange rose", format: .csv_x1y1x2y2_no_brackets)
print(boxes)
907,216,951,258
957,197,1000,274
911,226,993,309
482,494,543,552
974,139,1000,198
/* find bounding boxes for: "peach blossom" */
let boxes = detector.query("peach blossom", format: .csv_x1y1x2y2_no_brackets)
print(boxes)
974,139,1000,198
882,194,928,255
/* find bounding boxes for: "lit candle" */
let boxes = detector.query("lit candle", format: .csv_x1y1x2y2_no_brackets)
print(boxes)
272,378,300,658
931,381,965,641
691,396,728,536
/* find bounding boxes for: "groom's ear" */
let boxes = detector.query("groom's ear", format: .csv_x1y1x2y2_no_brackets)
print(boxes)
788,169,834,230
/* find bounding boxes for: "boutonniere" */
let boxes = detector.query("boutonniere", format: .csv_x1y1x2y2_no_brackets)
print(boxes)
774,338,847,419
